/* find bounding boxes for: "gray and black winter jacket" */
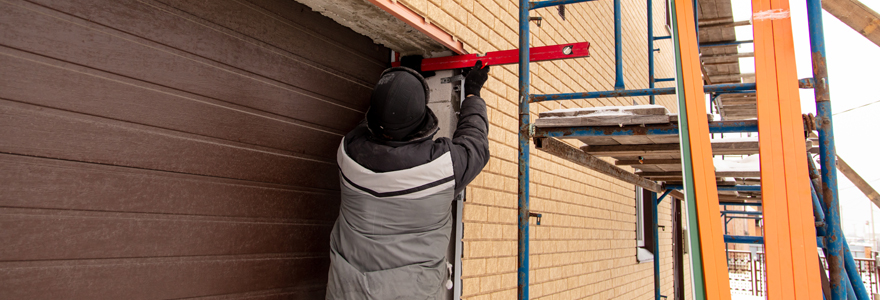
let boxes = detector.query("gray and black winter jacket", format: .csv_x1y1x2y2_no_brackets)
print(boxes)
326,95,490,300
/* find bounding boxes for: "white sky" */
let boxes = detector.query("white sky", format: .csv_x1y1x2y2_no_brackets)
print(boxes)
729,1,880,242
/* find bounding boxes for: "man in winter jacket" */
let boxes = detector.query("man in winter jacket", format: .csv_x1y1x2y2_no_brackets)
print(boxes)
326,60,491,299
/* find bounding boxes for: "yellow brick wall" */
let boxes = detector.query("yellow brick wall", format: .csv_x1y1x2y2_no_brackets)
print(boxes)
399,0,688,299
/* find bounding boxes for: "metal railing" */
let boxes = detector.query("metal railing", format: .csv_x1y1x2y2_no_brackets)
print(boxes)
727,250,766,297
821,256,880,297
729,250,880,298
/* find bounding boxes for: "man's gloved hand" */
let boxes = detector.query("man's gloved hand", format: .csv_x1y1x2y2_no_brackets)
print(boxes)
464,60,490,97
400,55,436,78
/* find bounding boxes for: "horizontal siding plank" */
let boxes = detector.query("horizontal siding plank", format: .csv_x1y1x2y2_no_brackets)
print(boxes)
151,0,389,81
0,99,340,190
243,0,389,62
0,0,390,296
28,0,386,87
186,286,327,300
0,208,332,260
0,0,367,131
0,154,339,220
0,255,328,300
0,48,343,160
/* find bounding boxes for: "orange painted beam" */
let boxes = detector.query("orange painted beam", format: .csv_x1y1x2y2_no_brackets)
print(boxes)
753,0,822,298
672,0,731,298
753,1,791,297
366,0,466,54
770,0,822,298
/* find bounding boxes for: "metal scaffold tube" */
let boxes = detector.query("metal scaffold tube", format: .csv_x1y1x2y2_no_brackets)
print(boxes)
529,83,756,102
517,0,530,298
811,180,871,299
805,0,846,299
648,0,655,104
614,0,624,90
652,192,660,300
529,0,596,10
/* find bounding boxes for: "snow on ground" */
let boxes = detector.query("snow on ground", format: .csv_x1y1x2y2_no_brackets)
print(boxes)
543,104,668,114
537,110,634,119
710,136,759,143
714,155,761,172
731,294,765,300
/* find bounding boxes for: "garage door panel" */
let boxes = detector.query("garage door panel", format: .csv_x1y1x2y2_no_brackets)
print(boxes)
185,287,327,300
0,51,345,160
243,0,390,63
0,155,340,221
2,0,386,296
1,209,333,261
0,100,341,190
0,256,329,300
0,0,370,128
28,0,386,93
149,0,389,83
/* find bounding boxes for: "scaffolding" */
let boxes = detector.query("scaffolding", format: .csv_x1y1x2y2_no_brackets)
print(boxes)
511,0,868,299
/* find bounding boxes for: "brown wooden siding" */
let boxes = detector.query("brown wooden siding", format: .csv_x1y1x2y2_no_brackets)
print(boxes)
0,0,389,298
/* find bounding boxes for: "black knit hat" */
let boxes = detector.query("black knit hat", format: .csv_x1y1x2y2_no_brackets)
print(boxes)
367,67,431,140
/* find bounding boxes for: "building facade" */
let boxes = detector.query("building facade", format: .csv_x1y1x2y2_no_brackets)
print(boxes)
0,0,694,299
396,1,689,299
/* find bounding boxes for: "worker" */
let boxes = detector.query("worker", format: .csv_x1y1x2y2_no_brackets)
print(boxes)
326,59,491,299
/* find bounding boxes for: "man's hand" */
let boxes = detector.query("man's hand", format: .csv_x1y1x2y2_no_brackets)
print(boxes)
464,60,490,97
400,55,436,78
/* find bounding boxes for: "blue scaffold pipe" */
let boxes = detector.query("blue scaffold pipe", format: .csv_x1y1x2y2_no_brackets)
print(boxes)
725,216,762,220
813,181,870,299
656,189,672,204
806,0,845,299
517,0,531,298
648,0,655,104
692,0,698,42
699,40,754,48
531,120,758,138
811,173,869,299
719,202,762,207
529,0,597,10
654,35,672,40
841,234,871,300
652,192,661,300
720,211,763,216
845,275,858,300
664,185,761,192
812,186,827,236
614,0,624,90
655,78,675,82
799,77,816,89
529,82,756,102
723,235,763,244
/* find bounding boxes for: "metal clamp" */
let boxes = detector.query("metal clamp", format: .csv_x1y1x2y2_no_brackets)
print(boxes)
529,16,543,27
529,212,543,225
440,74,464,84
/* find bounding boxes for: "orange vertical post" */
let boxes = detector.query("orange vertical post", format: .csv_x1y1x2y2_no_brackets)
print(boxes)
752,0,823,298
672,0,731,299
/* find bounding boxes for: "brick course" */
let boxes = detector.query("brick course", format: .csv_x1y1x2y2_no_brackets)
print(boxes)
400,0,686,298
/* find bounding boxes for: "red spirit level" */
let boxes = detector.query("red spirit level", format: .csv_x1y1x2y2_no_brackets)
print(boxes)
393,42,590,71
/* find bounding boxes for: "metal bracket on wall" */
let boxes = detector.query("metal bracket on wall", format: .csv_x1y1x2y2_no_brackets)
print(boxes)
528,212,543,225
440,74,464,84
529,16,543,27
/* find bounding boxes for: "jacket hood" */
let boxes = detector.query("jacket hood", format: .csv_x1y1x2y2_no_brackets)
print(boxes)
366,66,438,146
368,107,439,147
